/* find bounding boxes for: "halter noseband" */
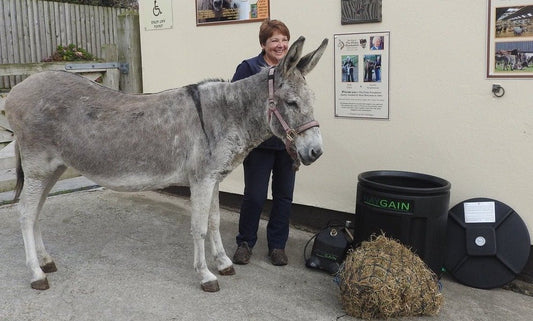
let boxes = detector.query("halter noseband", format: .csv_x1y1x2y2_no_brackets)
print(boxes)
267,67,320,169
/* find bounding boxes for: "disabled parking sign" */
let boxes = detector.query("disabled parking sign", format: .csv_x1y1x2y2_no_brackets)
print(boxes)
143,0,173,30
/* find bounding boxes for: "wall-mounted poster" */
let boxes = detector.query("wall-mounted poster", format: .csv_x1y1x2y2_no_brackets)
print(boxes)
334,32,390,119
487,0,533,78
341,0,382,25
196,0,270,26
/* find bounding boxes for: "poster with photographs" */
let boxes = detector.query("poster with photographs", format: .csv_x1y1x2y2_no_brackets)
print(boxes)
196,0,270,26
341,0,382,24
334,32,390,119
487,0,533,78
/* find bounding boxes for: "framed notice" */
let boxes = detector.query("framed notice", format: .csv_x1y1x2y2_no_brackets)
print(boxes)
334,32,390,119
487,0,533,78
196,0,270,26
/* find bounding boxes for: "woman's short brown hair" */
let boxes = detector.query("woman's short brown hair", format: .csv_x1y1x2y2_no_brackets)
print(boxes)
259,19,290,46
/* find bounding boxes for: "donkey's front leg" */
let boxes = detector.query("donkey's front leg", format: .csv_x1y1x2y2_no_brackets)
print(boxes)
208,183,234,276
190,181,219,292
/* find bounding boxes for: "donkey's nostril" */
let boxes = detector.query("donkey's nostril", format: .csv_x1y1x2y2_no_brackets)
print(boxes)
311,148,323,160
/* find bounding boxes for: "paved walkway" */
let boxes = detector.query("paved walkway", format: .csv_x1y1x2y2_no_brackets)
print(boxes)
1,188,533,321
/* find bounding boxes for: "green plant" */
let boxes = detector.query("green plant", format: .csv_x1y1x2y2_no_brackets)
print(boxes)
42,44,96,62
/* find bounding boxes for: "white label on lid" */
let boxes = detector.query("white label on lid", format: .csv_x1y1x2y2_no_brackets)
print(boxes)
464,201,496,223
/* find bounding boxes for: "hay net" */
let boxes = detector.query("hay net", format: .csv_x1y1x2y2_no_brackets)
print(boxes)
338,234,443,319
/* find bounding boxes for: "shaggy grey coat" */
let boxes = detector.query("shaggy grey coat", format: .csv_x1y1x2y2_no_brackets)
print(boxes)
5,36,328,292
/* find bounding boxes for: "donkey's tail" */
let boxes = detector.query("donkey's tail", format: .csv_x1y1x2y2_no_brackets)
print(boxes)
13,142,24,202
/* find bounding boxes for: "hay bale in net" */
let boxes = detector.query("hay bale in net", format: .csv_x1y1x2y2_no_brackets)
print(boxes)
338,235,443,319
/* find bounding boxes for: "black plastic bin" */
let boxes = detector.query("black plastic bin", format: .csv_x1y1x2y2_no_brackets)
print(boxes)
354,170,451,275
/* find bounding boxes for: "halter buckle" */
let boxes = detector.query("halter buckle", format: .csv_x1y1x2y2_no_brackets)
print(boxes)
286,129,297,142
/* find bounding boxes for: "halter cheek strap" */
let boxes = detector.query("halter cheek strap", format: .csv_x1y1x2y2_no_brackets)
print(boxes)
267,67,320,170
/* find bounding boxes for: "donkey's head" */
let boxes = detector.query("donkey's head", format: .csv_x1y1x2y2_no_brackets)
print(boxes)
212,0,232,11
269,36,328,166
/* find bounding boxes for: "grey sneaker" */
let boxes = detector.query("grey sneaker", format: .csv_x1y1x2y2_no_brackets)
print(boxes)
269,249,288,266
233,242,252,265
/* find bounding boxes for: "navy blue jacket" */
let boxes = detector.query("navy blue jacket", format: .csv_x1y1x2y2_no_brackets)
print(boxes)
231,53,286,150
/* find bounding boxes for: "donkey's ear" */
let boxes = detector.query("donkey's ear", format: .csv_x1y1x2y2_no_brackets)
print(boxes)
278,36,305,77
297,38,328,77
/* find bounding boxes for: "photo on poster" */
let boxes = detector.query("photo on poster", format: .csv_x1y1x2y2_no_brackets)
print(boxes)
342,55,358,82
487,0,533,78
363,55,381,82
370,36,384,50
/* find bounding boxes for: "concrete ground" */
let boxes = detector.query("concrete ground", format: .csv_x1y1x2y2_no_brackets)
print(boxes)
1,184,533,321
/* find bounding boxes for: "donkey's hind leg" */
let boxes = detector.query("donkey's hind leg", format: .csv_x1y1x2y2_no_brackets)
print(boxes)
19,166,66,290
33,166,67,273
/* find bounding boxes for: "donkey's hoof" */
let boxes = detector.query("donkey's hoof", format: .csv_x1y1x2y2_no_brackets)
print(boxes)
31,278,50,290
201,280,220,292
41,262,57,273
219,265,235,276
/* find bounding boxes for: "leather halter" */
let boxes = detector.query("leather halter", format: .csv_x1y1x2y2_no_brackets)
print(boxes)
267,67,320,169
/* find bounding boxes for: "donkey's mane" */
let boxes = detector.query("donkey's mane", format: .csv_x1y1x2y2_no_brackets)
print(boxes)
198,78,227,85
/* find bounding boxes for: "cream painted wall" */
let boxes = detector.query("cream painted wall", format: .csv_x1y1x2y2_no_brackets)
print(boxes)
139,0,533,241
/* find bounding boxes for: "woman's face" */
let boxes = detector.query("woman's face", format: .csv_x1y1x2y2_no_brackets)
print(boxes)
261,30,289,66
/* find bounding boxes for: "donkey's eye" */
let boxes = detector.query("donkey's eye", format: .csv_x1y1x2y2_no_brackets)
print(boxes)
287,101,298,109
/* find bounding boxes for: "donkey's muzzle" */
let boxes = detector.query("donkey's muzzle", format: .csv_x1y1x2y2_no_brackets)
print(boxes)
299,143,323,166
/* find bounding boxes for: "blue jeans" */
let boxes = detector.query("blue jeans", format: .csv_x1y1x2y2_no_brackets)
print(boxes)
236,148,296,250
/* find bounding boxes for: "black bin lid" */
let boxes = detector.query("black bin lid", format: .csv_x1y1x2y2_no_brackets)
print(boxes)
445,198,530,289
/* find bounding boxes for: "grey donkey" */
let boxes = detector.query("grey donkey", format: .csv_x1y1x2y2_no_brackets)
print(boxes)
5,36,328,292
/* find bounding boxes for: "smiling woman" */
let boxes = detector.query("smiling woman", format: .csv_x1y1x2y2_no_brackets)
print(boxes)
261,34,289,66
230,19,303,268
